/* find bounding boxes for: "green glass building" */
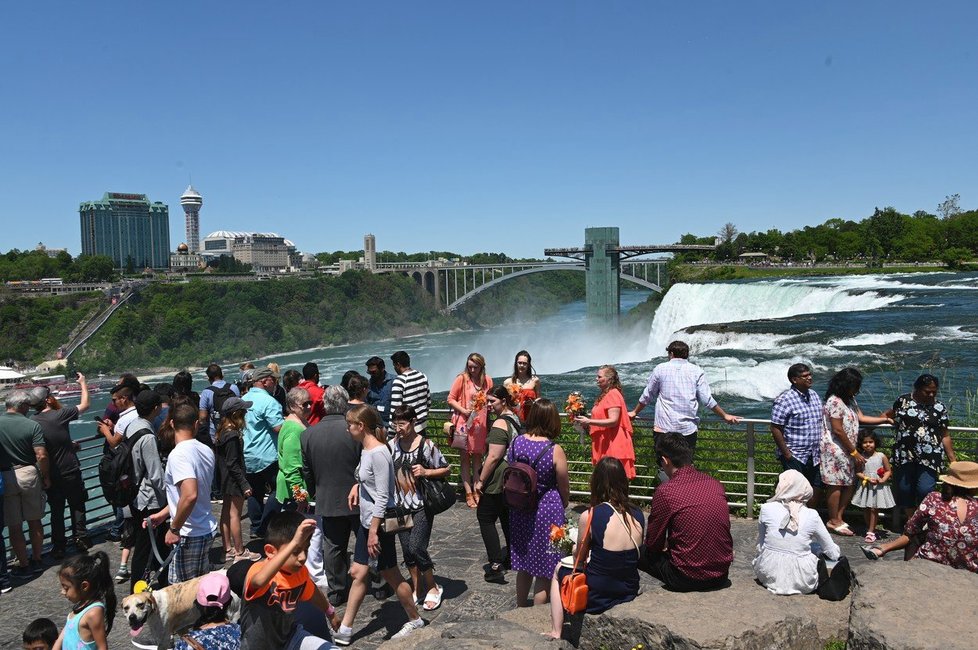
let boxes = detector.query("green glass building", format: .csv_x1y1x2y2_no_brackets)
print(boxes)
79,192,170,269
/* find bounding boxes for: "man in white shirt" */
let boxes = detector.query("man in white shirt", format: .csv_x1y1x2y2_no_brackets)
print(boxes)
149,402,218,584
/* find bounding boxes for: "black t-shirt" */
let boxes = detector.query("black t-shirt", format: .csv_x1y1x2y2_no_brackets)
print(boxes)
228,558,315,650
32,406,81,478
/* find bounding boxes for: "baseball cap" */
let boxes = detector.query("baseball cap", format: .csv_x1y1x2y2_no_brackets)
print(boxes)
251,368,274,382
133,389,162,412
196,572,231,608
220,396,253,416
26,386,49,407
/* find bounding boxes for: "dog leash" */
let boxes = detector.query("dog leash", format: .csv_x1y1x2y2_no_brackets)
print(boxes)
146,517,180,572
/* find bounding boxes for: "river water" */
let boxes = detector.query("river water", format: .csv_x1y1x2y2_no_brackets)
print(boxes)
70,271,978,439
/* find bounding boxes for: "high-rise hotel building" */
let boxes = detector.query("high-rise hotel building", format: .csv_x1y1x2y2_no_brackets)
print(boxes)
79,192,170,269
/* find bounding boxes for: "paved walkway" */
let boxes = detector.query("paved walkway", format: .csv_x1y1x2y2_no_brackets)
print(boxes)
0,501,888,649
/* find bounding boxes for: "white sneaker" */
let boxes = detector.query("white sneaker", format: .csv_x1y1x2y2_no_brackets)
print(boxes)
391,618,425,640
332,627,352,646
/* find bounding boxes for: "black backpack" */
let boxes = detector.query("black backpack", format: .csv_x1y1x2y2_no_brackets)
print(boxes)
98,426,152,508
204,383,236,429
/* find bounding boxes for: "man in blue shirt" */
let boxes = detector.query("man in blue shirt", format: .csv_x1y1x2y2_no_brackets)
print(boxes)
242,368,283,538
770,363,823,498
365,356,395,427
198,363,241,443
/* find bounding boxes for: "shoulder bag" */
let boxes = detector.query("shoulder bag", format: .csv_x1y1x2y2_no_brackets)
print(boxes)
418,437,457,516
560,508,593,615
381,446,415,533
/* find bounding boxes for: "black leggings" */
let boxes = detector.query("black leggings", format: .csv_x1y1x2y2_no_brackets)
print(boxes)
476,491,510,566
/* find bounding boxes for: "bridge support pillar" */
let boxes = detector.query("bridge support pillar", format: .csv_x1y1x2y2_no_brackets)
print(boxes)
585,227,620,324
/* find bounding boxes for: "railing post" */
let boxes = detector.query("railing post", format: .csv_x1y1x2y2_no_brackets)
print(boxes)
745,421,756,517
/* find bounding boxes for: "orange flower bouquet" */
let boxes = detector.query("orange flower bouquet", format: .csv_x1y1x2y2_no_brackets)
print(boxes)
291,484,309,503
507,381,523,403
565,391,588,437
549,522,577,556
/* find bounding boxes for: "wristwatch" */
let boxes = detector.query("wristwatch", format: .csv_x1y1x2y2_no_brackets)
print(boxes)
169,525,181,535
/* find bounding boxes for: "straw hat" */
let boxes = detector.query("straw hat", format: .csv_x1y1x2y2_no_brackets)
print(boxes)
940,461,978,489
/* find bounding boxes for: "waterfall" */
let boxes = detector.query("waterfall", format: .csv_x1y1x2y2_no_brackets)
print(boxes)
647,280,905,355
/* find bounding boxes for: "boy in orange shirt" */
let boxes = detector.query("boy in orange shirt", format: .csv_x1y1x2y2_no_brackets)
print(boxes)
228,511,341,650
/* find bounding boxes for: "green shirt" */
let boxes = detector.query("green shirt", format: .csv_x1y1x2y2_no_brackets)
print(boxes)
485,416,518,494
276,419,307,503
0,412,44,469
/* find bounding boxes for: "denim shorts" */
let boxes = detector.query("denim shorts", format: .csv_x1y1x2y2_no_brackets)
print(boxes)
893,464,937,508
353,525,398,572
780,455,823,490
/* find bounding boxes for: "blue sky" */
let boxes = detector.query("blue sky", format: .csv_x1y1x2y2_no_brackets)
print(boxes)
2,2,976,258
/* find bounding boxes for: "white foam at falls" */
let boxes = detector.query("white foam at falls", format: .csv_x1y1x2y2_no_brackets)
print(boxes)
647,281,905,354
699,356,826,402
831,332,916,347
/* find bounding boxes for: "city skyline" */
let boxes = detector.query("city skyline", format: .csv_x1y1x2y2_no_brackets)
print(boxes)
2,2,977,258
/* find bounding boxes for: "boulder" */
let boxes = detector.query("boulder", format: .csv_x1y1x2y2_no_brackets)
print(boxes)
378,617,573,649
848,558,978,650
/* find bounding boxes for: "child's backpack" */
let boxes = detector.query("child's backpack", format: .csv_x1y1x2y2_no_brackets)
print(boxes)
98,425,151,508
502,440,555,512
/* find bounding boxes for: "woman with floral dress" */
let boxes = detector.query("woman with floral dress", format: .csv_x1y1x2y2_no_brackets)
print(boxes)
883,374,957,521
819,368,892,536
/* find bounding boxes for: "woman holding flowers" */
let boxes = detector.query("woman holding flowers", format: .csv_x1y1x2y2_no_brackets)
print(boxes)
509,399,570,607
546,457,644,639
575,365,636,479
276,387,312,512
504,350,540,422
448,353,494,507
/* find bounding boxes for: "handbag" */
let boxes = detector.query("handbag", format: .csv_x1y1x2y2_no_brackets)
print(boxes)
450,418,469,450
816,555,854,601
559,508,593,615
381,504,414,533
418,437,457,515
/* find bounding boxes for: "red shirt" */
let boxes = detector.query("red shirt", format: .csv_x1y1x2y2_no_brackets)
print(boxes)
645,465,733,581
297,380,325,426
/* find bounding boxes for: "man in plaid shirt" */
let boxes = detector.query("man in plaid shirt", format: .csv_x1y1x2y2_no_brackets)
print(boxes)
770,363,823,497
628,340,740,452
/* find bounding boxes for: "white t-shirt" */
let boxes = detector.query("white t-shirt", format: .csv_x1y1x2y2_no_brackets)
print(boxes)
165,439,218,538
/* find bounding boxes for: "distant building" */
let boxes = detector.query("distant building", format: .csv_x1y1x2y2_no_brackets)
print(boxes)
35,242,67,258
181,185,203,253
79,192,170,269
170,242,204,271
202,230,300,272
364,233,377,270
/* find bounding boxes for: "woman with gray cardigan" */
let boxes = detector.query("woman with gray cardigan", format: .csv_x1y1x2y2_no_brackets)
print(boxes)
333,405,425,646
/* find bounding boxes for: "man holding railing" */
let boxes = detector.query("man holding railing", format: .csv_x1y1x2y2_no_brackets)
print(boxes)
770,363,823,501
628,340,741,453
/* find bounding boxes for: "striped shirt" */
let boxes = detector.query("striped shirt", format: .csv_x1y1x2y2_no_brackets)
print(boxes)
770,386,823,464
389,369,431,433
639,359,718,435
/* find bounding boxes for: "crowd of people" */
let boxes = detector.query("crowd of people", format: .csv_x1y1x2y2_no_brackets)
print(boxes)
0,341,975,648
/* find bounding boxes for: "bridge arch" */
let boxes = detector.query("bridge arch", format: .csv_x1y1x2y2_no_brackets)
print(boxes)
444,264,662,312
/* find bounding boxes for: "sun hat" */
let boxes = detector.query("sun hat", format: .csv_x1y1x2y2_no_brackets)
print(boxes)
940,461,978,489
196,572,231,608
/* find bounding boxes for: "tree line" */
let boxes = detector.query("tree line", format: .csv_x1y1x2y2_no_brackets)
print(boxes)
0,249,116,283
679,195,977,266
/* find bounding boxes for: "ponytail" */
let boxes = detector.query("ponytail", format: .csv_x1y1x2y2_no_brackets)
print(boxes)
59,551,116,632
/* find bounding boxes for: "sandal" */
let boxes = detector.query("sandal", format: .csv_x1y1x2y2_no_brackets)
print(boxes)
423,584,444,611
864,531,877,543
829,523,854,536
861,545,881,561
221,549,236,563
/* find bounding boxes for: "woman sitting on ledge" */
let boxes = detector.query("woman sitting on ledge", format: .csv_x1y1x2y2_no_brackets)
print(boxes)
862,461,978,574
546,457,644,639
753,470,841,595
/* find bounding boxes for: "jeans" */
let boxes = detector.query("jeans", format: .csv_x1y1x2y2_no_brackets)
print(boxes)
110,506,125,537
47,472,89,548
0,496,9,587
245,462,280,538
476,491,511,566
397,507,434,572
320,514,359,600
779,455,822,490
893,463,938,509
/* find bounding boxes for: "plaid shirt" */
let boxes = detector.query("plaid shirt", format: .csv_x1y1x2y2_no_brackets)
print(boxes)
639,359,718,435
770,386,823,464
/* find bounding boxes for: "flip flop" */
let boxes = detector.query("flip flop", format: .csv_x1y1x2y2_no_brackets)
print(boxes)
423,584,444,611
829,523,854,536
861,545,881,561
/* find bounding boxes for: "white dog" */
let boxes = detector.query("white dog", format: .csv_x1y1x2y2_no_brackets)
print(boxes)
121,571,240,649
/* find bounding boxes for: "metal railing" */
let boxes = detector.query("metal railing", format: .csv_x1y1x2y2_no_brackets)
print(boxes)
9,413,978,560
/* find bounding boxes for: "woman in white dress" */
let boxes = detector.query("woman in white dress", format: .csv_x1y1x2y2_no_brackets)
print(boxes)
753,470,841,595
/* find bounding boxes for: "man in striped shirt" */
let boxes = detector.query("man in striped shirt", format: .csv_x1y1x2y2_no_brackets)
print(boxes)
389,351,431,435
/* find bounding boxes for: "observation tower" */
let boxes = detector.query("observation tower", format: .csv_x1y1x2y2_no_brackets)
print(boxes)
180,185,203,253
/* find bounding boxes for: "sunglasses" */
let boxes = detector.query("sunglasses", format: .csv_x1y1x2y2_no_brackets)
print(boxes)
302,401,313,408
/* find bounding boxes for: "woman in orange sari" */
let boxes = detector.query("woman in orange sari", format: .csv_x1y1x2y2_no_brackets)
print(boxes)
448,353,494,507
503,350,540,423
575,365,636,479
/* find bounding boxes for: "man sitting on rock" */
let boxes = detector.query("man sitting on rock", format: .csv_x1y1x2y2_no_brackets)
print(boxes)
640,432,733,591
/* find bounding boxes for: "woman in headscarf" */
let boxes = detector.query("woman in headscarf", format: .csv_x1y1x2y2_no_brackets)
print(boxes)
753,469,841,595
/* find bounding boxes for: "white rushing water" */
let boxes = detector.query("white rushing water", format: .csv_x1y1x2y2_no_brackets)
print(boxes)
646,280,905,355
